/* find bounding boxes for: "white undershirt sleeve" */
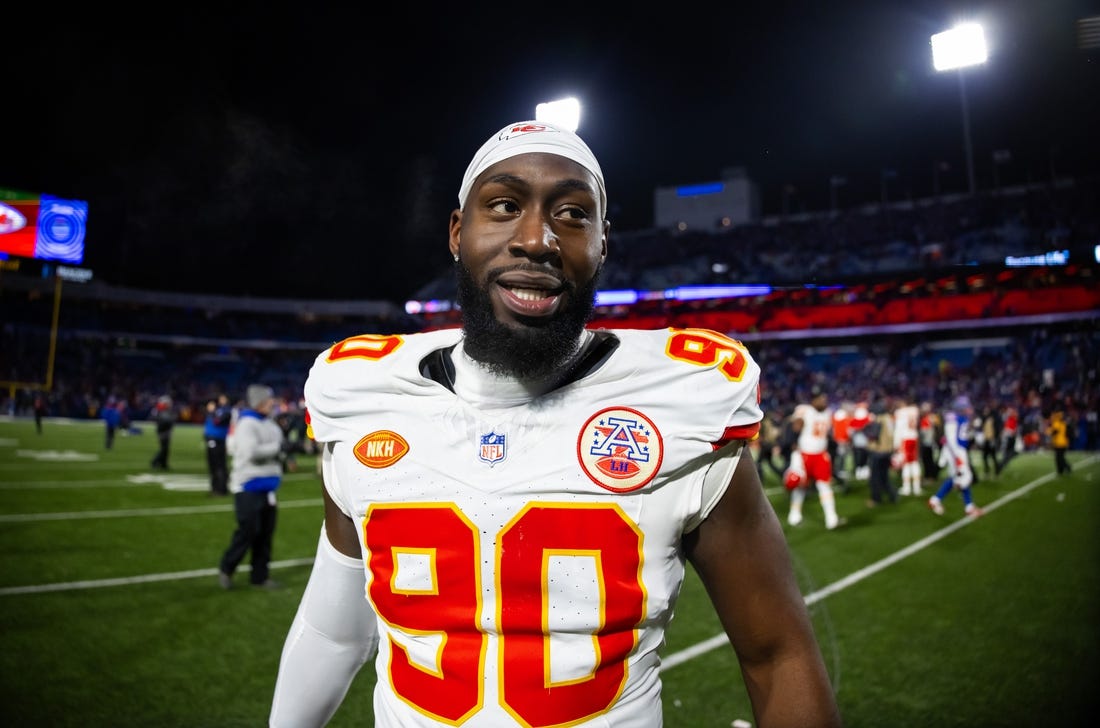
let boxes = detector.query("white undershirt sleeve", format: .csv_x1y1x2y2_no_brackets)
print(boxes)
684,443,745,533
269,526,378,727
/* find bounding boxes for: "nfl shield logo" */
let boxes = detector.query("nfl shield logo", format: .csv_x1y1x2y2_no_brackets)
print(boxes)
479,432,506,465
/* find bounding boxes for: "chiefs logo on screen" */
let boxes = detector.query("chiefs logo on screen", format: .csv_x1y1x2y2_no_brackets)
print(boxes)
0,203,27,234
577,407,663,492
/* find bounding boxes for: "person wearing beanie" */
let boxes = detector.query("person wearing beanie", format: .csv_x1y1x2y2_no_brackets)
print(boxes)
269,121,841,727
217,384,286,590
864,401,898,508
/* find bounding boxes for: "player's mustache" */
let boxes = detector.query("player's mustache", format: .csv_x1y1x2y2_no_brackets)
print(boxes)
485,264,572,292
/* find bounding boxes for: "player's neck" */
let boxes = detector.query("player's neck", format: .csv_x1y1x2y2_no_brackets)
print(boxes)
453,329,595,405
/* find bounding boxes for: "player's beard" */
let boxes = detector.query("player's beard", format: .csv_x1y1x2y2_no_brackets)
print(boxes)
456,260,601,380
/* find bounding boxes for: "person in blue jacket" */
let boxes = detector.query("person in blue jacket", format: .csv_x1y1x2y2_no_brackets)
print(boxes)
203,394,232,496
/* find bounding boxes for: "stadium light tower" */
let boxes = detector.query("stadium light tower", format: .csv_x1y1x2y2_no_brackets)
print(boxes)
535,97,581,132
931,22,988,195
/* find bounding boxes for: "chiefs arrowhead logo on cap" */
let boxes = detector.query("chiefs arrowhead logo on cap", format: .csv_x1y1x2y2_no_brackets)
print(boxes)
353,430,409,469
499,122,548,140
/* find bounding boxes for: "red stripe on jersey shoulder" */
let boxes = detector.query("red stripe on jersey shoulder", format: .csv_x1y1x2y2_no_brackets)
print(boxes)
304,409,316,441
711,422,761,450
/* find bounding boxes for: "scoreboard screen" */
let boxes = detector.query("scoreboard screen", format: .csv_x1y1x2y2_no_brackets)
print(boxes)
0,188,88,265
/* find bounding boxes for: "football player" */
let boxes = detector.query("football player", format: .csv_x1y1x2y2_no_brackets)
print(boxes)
785,387,843,530
270,121,842,728
892,393,922,496
928,397,984,518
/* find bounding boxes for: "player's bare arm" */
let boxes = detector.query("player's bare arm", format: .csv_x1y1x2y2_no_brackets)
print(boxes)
322,482,362,559
685,450,842,728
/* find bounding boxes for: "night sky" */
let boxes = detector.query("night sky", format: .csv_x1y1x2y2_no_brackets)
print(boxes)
5,1,1098,304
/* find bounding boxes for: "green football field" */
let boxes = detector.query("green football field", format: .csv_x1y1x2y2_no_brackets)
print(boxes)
1,417,1097,727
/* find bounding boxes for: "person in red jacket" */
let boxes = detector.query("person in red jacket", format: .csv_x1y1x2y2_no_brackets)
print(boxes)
831,404,853,489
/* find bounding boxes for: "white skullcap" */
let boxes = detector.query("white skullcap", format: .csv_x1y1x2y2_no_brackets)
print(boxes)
457,120,606,212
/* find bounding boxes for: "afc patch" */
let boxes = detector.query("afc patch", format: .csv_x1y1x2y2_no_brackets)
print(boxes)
479,431,506,465
577,407,663,492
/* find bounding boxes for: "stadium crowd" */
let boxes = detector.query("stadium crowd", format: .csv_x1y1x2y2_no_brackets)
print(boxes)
2,177,1097,459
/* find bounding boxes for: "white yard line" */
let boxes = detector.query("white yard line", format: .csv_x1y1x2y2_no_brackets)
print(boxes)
0,498,323,523
1,456,1095,654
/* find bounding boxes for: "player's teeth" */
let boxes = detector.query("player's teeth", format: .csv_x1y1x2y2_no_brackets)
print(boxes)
511,288,545,301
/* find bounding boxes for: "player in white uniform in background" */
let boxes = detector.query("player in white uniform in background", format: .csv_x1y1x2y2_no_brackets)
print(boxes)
268,121,841,728
785,387,842,530
892,394,922,496
929,396,984,518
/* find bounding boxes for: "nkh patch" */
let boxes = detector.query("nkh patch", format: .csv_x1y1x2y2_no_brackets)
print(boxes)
479,432,506,465
353,430,409,469
577,407,663,493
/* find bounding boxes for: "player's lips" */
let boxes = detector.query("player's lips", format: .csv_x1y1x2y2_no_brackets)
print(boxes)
493,272,564,318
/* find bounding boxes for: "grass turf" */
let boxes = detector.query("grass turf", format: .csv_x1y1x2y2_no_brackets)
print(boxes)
1,417,1097,726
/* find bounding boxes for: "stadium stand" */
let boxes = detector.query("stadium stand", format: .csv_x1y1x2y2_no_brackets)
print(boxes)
2,177,1096,445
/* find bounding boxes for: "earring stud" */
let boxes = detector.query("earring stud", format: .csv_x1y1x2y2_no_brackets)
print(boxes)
453,253,460,262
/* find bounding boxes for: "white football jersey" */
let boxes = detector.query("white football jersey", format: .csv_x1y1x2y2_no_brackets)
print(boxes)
792,404,831,455
304,326,762,727
893,404,919,444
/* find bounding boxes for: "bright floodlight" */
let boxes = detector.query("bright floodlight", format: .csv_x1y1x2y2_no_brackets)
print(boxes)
931,23,988,71
535,97,581,132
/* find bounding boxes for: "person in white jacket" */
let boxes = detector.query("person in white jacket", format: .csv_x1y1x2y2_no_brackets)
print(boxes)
217,384,287,590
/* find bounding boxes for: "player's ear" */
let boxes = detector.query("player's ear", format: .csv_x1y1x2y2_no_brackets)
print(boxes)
448,209,462,260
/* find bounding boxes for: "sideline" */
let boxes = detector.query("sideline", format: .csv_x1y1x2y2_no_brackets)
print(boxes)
658,454,1098,672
